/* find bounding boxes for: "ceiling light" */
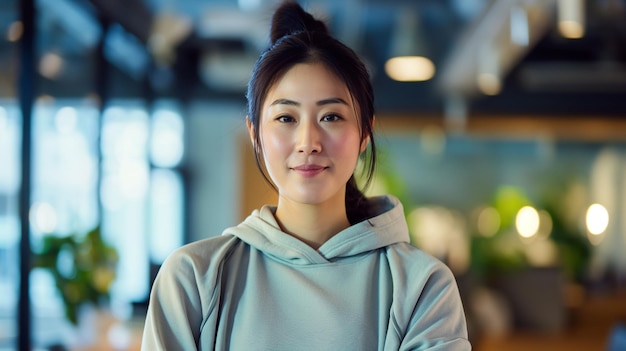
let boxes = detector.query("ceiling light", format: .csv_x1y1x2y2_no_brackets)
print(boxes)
385,7,435,82
558,0,585,39
385,56,435,82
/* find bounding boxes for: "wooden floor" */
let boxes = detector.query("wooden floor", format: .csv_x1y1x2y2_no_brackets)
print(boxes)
474,289,626,351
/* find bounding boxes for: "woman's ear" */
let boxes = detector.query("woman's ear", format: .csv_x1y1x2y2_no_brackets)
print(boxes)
360,135,370,153
360,116,375,152
246,116,255,145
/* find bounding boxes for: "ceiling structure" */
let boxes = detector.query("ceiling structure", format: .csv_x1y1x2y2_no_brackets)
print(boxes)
1,0,626,118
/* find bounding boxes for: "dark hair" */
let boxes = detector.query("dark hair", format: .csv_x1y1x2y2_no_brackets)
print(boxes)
246,1,377,223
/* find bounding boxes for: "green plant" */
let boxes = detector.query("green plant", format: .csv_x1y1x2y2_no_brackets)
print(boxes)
469,184,591,283
469,186,531,278
33,226,118,324
541,201,591,282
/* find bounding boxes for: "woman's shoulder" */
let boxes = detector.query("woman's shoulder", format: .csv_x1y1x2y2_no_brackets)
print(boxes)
175,234,240,254
158,234,242,279
385,242,457,284
384,243,470,348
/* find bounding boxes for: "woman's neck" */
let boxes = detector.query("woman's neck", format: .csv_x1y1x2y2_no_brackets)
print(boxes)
274,197,351,250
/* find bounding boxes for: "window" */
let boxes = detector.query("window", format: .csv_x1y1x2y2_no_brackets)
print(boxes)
0,102,21,348
1,98,186,348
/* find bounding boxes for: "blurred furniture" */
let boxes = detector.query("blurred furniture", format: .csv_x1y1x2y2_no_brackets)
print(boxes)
475,289,626,351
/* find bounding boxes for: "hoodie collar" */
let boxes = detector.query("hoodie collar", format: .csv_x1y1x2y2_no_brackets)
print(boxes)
223,196,409,265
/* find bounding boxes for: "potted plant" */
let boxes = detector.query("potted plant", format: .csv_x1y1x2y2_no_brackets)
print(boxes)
470,185,591,332
32,226,118,325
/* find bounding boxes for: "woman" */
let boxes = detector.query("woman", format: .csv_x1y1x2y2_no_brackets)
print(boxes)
141,2,470,350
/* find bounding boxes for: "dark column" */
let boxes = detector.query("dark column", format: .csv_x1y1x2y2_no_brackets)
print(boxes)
18,0,37,349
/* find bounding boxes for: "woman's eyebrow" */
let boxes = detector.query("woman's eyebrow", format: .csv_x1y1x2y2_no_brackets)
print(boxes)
317,97,348,106
269,97,349,107
270,98,299,106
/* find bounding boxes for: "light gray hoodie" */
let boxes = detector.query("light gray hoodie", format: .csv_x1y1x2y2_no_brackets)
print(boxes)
141,196,471,350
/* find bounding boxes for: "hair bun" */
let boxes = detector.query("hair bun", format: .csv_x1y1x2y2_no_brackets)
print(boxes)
270,1,328,44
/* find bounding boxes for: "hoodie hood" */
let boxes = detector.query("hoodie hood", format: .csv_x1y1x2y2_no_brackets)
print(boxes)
222,195,410,265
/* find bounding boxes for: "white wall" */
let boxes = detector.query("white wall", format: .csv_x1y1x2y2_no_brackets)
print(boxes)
185,101,248,242
589,147,626,280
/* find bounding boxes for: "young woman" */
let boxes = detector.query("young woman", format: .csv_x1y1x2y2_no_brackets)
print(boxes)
141,2,470,350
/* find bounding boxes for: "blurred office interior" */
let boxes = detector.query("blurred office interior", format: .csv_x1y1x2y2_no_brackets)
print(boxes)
1,0,626,350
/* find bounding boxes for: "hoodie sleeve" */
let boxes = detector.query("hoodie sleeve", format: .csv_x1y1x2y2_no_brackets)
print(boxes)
141,248,207,350
141,236,237,350
389,244,472,351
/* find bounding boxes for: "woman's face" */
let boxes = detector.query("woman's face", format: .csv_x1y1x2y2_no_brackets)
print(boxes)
251,62,369,208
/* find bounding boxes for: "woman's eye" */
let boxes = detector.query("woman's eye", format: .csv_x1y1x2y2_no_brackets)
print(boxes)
321,114,342,122
276,115,295,123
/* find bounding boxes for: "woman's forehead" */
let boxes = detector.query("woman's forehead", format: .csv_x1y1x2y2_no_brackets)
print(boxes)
263,63,353,107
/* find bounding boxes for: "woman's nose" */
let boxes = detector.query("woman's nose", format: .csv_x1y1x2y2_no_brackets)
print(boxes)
296,121,322,154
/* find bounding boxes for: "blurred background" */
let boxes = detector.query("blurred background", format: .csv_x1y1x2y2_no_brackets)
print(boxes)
1,0,626,350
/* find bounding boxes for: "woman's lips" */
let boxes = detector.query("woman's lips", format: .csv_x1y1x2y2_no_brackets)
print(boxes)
292,164,326,177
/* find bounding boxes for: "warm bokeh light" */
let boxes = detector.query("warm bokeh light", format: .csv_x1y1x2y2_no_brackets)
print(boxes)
385,56,435,82
408,206,470,273
586,203,609,235
7,21,23,42
558,0,585,39
409,207,448,258
36,95,56,103
516,206,540,238
477,73,501,96
477,206,501,237
559,21,584,39
524,239,558,267
537,210,553,239
39,52,64,79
